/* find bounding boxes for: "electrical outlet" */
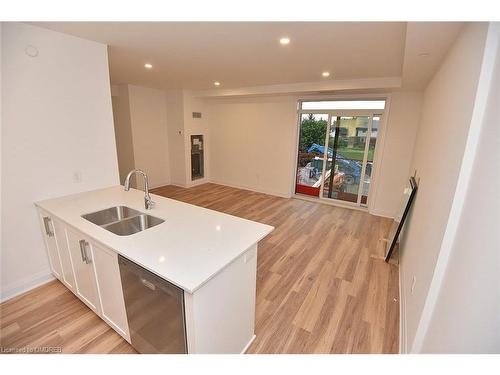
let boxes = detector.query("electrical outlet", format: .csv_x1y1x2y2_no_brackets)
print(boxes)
411,276,417,294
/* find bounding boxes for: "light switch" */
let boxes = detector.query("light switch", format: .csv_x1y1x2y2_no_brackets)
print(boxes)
73,171,82,183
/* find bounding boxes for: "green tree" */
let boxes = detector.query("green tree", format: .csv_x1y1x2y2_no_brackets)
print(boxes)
299,114,328,151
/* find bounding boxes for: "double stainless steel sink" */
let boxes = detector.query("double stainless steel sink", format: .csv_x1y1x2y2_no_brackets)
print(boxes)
82,206,164,236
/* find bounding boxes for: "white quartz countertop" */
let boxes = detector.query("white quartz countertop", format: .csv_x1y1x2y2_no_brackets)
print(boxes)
35,186,274,293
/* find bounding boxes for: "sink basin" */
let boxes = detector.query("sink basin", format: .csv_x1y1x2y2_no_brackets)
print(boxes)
82,206,141,226
82,206,164,236
103,214,164,236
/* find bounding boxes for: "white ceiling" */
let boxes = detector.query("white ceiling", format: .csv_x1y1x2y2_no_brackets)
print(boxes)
32,22,463,91
402,22,464,89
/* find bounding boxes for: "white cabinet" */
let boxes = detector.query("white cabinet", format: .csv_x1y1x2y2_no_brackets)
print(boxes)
66,228,101,314
52,218,76,292
92,242,130,341
38,210,76,292
184,244,257,353
38,210,63,280
37,207,130,343
36,206,257,353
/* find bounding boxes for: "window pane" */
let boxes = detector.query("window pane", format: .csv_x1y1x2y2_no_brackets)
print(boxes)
301,100,385,110
295,113,328,197
323,116,369,204
360,115,380,206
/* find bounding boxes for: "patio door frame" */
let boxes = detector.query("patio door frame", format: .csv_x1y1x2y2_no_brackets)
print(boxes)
294,99,389,211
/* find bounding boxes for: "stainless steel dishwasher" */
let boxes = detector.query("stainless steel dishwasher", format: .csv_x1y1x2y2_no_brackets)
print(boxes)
118,255,187,353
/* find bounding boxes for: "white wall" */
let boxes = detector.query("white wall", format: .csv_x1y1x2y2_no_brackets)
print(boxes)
112,85,135,184
207,95,298,197
0,24,3,289
111,84,170,188
419,23,500,353
398,22,489,352
183,91,211,187
0,23,120,301
165,89,186,186
128,85,170,188
369,91,422,217
162,90,211,188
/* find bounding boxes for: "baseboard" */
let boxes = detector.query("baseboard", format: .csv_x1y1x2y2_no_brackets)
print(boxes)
0,270,55,303
186,177,210,187
211,179,292,199
157,179,292,199
155,181,204,189
149,180,171,189
241,334,256,354
294,194,368,212
169,181,188,188
369,208,395,219
399,263,407,354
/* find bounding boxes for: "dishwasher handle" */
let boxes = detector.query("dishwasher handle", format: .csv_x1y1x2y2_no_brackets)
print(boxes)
119,255,183,299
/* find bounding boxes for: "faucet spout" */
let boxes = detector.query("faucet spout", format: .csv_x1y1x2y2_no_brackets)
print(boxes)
124,169,155,210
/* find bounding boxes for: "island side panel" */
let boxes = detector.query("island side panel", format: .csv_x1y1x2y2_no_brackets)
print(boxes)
184,244,258,354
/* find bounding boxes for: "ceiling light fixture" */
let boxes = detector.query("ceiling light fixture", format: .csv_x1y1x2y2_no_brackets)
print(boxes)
214,81,221,86
322,71,330,77
144,63,153,69
418,52,430,57
279,37,290,45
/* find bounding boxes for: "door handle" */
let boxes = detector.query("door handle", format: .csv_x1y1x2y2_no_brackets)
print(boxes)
43,216,54,237
140,278,156,291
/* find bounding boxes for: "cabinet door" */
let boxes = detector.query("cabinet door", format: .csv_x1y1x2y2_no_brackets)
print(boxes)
92,243,130,342
52,218,76,292
66,228,100,313
38,210,63,280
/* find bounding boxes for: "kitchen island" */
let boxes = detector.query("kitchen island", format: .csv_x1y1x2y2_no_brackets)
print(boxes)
35,186,274,353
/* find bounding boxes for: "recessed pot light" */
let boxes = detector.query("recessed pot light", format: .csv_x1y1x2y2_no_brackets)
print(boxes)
144,63,153,69
279,37,290,45
322,71,330,77
214,81,221,86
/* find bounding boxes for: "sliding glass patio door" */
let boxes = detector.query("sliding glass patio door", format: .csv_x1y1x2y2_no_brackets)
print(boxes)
321,114,376,206
295,102,384,208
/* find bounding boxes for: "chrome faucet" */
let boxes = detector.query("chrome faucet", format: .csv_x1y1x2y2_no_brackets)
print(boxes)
124,169,155,210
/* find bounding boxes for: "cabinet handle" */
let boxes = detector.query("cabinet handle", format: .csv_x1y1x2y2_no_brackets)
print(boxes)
43,217,54,237
79,240,87,262
83,241,92,264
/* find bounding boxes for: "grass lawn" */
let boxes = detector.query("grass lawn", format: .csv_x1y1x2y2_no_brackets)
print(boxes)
338,147,375,162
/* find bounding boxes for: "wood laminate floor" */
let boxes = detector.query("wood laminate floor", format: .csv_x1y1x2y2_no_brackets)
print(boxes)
0,183,398,354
